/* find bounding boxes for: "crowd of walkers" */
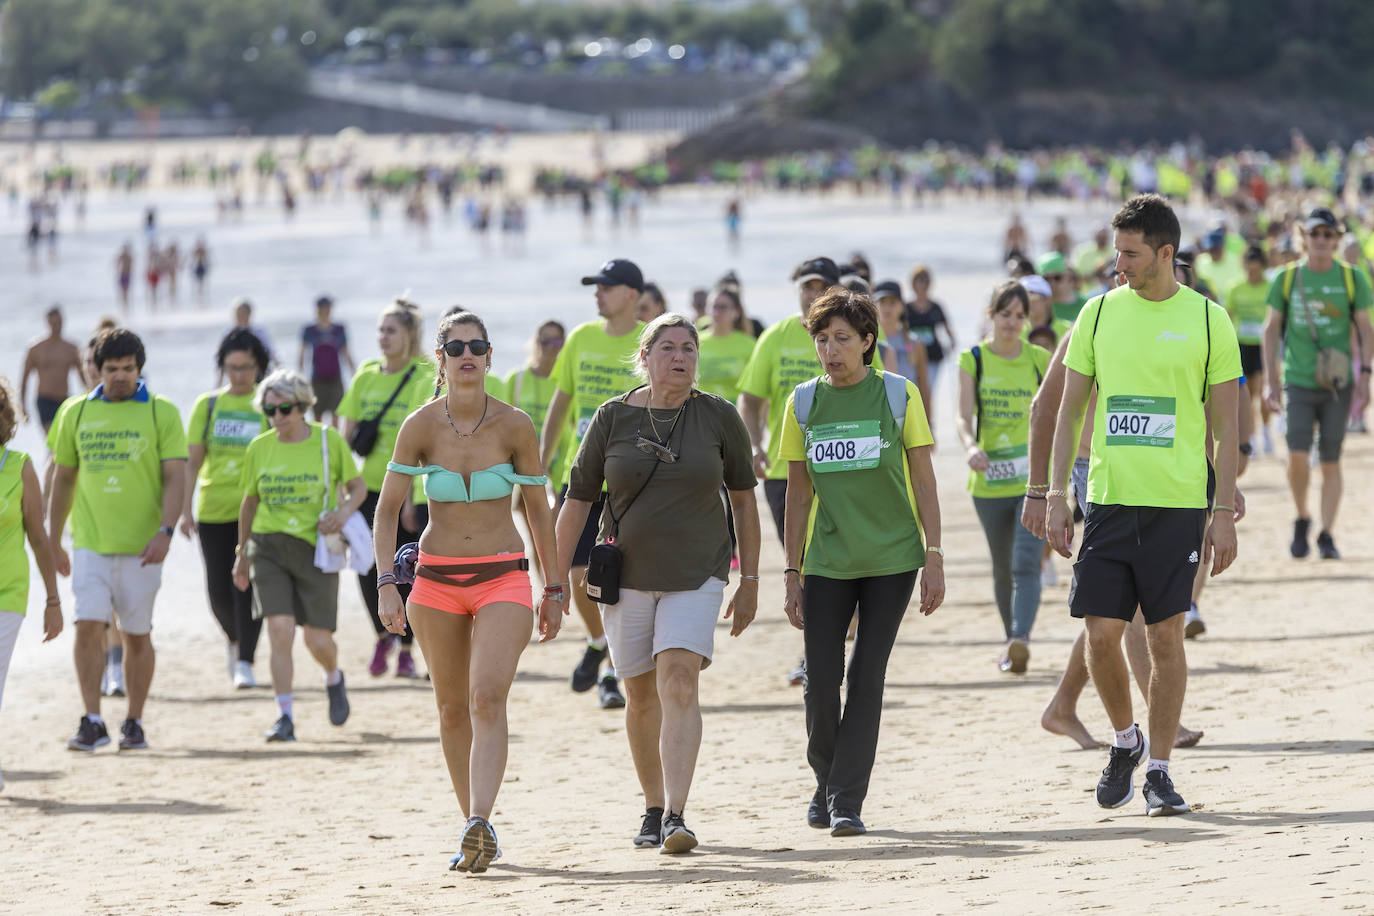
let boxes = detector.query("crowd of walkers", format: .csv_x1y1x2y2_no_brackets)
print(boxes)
4,187,1368,868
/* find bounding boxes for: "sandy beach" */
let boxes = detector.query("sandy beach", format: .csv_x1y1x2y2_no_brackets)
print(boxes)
1,149,1371,912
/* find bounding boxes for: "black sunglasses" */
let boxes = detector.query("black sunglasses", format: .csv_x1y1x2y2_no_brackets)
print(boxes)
443,338,491,357
262,402,304,417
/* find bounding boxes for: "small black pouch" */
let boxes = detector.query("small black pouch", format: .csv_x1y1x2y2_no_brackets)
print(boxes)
585,542,623,605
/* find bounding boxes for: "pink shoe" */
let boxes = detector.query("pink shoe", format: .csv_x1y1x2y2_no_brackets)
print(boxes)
395,650,418,679
368,636,393,677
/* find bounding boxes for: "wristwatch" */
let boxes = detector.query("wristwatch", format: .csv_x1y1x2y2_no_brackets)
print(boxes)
926,545,945,558
159,525,175,538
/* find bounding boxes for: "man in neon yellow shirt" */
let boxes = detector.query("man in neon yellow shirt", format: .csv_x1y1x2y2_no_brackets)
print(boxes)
540,258,646,708
49,328,188,754
1047,194,1242,818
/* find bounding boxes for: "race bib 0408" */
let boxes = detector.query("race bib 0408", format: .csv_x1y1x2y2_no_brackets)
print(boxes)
1105,395,1176,447
808,420,881,473
984,444,1029,485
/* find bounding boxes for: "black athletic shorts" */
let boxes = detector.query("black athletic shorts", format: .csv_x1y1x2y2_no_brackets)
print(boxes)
36,395,63,429
561,485,606,567
1239,343,1263,378
1069,504,1206,626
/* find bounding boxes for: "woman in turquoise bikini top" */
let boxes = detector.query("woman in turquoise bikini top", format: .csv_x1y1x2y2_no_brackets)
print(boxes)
370,308,564,872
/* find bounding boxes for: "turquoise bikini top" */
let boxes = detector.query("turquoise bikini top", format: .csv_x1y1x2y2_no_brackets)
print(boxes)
386,461,547,503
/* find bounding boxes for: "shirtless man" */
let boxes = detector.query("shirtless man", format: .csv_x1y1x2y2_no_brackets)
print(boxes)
20,307,84,434
115,244,134,310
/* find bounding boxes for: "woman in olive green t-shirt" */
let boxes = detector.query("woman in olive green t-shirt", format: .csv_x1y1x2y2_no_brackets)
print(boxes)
779,289,944,839
180,329,269,689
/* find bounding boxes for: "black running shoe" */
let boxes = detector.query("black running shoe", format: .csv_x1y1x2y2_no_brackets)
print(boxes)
807,787,829,829
598,673,626,709
1143,770,1191,817
660,812,698,854
327,673,350,726
1317,530,1341,560
1291,517,1311,558
118,718,147,750
67,715,110,752
634,807,664,848
265,715,295,742
571,643,607,693
830,810,866,837
1096,726,1149,808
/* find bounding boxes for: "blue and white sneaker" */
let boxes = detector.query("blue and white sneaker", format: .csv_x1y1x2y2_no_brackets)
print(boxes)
450,817,501,873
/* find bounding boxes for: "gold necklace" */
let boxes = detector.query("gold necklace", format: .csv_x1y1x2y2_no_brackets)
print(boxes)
645,390,685,441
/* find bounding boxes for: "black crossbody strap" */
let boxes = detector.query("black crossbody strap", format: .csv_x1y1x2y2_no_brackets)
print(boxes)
368,364,417,422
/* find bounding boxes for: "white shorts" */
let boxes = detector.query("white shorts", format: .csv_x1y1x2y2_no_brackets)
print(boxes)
0,609,22,713
600,577,726,679
72,549,162,636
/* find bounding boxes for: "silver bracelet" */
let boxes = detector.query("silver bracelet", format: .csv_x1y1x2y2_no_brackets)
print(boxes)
740,574,759,581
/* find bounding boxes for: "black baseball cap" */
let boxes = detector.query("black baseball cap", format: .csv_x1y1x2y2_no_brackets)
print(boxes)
872,280,902,300
1304,207,1341,232
581,258,644,292
792,256,840,286
315,295,334,308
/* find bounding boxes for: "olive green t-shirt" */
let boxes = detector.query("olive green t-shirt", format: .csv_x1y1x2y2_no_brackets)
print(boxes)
568,390,754,592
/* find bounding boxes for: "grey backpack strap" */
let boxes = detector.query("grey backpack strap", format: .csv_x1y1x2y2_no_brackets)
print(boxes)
203,394,219,446
793,377,820,426
881,370,908,426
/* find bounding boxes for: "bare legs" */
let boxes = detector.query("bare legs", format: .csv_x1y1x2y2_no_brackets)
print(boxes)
621,649,704,815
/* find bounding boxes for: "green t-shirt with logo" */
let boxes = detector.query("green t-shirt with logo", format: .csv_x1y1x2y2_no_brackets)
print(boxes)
51,387,189,555
242,424,358,547
550,320,645,477
777,370,933,578
697,331,757,403
338,356,434,491
956,342,1051,497
1225,280,1270,346
737,315,821,481
1052,295,1088,324
1265,262,1374,389
1064,285,1242,509
187,388,268,523
0,449,32,613
506,366,575,488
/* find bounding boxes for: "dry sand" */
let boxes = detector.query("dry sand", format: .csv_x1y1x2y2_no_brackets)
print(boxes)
3,417,1372,913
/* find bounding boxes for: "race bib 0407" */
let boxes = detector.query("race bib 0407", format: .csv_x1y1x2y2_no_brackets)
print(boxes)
984,444,1029,485
808,420,881,473
1105,395,1176,447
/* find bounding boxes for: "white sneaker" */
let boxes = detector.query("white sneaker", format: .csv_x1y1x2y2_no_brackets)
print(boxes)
226,643,237,682
1261,427,1274,455
233,660,257,690
1184,604,1206,639
103,663,126,697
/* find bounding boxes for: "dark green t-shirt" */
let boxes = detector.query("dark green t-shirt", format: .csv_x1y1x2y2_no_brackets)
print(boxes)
568,389,755,592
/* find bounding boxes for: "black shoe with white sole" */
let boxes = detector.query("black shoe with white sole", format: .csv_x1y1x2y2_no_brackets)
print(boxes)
807,787,829,828
1143,770,1190,817
830,810,866,837
1096,725,1149,808
660,812,698,854
634,807,664,848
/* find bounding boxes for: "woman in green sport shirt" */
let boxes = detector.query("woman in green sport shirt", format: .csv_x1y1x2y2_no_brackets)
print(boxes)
505,320,571,488
0,377,63,789
779,289,944,838
339,298,433,678
180,329,269,689
955,282,1050,674
696,287,757,403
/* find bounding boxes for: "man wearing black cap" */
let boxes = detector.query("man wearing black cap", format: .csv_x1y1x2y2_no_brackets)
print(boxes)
542,258,646,708
1261,207,1374,559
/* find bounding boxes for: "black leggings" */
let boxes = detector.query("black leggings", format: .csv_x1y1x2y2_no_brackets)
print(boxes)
802,569,917,816
358,490,417,646
197,520,261,663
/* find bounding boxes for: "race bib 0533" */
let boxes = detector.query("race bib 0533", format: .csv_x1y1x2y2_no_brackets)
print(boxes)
984,444,1029,485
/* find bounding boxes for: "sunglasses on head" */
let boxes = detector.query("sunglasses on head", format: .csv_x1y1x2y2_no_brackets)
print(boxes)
262,402,304,417
443,338,491,357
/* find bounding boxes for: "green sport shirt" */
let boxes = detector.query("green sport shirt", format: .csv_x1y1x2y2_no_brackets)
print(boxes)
186,388,267,523
956,342,1051,498
1065,285,1242,510
337,356,434,491
242,424,358,548
551,320,646,474
1265,262,1374,390
738,316,822,481
697,330,757,403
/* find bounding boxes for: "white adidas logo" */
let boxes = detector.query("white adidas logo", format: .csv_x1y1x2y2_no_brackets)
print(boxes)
1187,550,1199,564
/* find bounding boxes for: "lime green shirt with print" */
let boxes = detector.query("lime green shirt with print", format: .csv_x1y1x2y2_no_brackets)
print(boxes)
1225,280,1270,346
956,342,1050,497
697,331,757,403
506,365,575,488
778,370,934,579
51,384,188,555
0,449,32,613
1265,262,1374,390
186,389,267,523
738,316,821,481
1065,285,1242,510
338,356,434,491
242,424,358,548
550,320,645,474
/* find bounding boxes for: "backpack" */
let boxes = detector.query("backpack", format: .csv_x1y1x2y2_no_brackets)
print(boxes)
971,345,1042,440
793,371,908,428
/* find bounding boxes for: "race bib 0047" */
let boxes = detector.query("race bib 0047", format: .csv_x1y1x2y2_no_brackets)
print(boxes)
212,411,263,445
1105,395,1176,448
808,420,881,473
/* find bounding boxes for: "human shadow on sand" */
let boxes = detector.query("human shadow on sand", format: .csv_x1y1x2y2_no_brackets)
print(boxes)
1187,740,1374,755
2,795,234,816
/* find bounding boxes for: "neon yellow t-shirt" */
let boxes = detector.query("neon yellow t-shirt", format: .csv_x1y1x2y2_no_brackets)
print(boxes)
242,424,358,547
337,356,434,491
550,319,646,469
186,388,268,523
1225,280,1270,346
51,386,188,555
0,449,32,613
737,315,821,481
697,331,757,403
956,342,1050,497
506,366,575,487
1065,285,1242,509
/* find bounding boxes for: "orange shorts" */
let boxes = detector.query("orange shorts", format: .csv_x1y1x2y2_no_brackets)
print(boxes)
408,552,533,617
